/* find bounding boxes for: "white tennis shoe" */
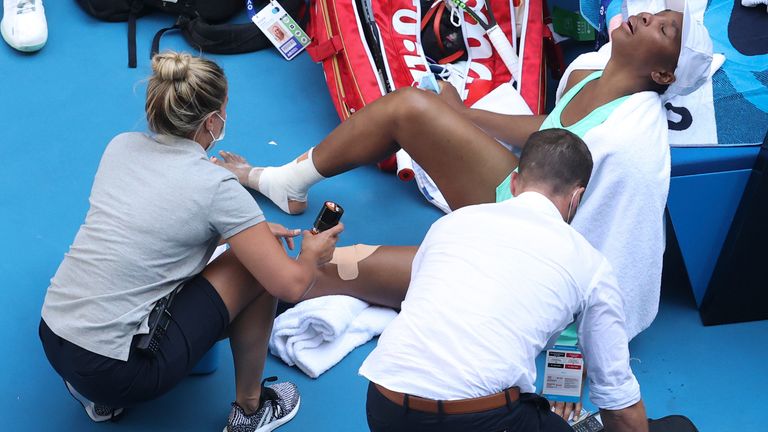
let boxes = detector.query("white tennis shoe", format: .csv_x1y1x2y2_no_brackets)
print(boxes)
224,377,301,432
64,381,124,422
1,0,48,52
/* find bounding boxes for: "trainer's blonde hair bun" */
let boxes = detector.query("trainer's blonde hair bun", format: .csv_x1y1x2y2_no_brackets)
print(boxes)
152,51,193,82
146,51,227,138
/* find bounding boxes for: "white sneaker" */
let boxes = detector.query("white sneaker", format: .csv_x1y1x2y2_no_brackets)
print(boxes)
64,381,124,423
1,0,47,52
224,377,301,432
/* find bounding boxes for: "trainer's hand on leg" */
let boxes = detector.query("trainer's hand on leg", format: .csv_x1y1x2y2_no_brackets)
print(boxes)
210,151,253,185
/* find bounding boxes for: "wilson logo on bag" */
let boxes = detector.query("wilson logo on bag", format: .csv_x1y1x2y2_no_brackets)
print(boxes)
306,0,562,169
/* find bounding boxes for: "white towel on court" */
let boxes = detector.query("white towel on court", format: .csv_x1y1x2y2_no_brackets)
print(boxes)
269,295,397,378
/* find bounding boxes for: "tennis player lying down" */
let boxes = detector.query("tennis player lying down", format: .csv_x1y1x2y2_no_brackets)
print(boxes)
216,7,712,418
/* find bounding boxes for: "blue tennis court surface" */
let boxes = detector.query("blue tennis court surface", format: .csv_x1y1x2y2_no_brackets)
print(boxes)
1,3,766,431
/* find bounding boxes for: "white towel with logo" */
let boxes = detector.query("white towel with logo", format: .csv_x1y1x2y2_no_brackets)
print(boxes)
558,47,674,338
559,39,724,147
269,295,397,378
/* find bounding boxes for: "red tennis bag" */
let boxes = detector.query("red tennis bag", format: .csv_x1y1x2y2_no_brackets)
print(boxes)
305,0,387,120
306,0,561,170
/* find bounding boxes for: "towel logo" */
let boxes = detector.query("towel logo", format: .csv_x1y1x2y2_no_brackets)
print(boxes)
665,102,693,131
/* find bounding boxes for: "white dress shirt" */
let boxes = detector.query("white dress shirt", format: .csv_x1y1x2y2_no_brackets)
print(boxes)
359,192,641,410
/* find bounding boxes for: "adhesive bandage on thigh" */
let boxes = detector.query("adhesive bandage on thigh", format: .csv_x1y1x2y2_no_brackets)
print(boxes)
249,147,325,213
329,244,381,280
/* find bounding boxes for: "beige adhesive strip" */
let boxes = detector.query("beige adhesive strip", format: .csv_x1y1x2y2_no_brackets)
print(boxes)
330,244,380,280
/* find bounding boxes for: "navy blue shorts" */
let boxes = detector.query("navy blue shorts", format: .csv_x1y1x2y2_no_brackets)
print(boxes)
39,274,229,407
366,383,572,432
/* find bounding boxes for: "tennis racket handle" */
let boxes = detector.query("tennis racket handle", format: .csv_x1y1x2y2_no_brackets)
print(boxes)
487,26,520,83
395,149,415,182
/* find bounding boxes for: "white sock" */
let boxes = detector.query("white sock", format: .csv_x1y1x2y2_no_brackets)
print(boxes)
250,148,325,213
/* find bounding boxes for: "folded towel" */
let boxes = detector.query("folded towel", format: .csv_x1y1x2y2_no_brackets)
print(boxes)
269,295,397,378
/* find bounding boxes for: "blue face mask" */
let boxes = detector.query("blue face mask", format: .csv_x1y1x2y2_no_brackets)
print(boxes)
206,112,226,151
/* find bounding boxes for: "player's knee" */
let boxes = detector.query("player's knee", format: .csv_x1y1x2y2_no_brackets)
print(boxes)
392,86,437,123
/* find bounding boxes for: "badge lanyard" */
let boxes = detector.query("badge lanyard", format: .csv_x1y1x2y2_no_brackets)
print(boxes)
246,0,260,21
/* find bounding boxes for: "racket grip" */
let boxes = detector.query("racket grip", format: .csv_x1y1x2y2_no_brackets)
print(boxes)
487,26,520,83
377,154,397,172
395,149,415,182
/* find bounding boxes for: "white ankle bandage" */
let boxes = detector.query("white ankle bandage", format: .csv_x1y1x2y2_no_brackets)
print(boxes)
250,147,325,213
329,244,380,280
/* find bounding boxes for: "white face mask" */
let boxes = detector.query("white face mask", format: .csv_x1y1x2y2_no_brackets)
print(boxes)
566,188,580,224
206,112,226,151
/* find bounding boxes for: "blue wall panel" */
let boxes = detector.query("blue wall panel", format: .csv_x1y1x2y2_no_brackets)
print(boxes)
668,170,751,305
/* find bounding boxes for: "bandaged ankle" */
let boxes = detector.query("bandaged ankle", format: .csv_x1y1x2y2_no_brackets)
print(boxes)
329,244,380,280
251,147,325,214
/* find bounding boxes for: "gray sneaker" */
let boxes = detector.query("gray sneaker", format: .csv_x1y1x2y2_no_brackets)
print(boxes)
64,381,124,422
224,377,301,432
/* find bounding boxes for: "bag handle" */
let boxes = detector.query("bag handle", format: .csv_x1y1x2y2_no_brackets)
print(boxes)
128,0,144,68
306,35,342,62
151,23,181,59
421,2,440,31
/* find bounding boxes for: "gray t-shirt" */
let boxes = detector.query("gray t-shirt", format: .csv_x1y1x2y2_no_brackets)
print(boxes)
41,132,265,361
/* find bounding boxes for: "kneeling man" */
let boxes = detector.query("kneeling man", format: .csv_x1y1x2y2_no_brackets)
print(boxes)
360,129,647,432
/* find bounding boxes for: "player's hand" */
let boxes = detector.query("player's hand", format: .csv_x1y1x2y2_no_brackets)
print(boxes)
268,222,301,250
436,81,467,113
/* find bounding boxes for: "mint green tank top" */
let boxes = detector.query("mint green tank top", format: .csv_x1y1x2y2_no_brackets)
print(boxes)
495,71,629,202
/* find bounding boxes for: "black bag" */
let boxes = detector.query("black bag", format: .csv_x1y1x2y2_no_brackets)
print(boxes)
648,415,699,432
572,413,699,432
74,0,305,68
420,0,467,65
